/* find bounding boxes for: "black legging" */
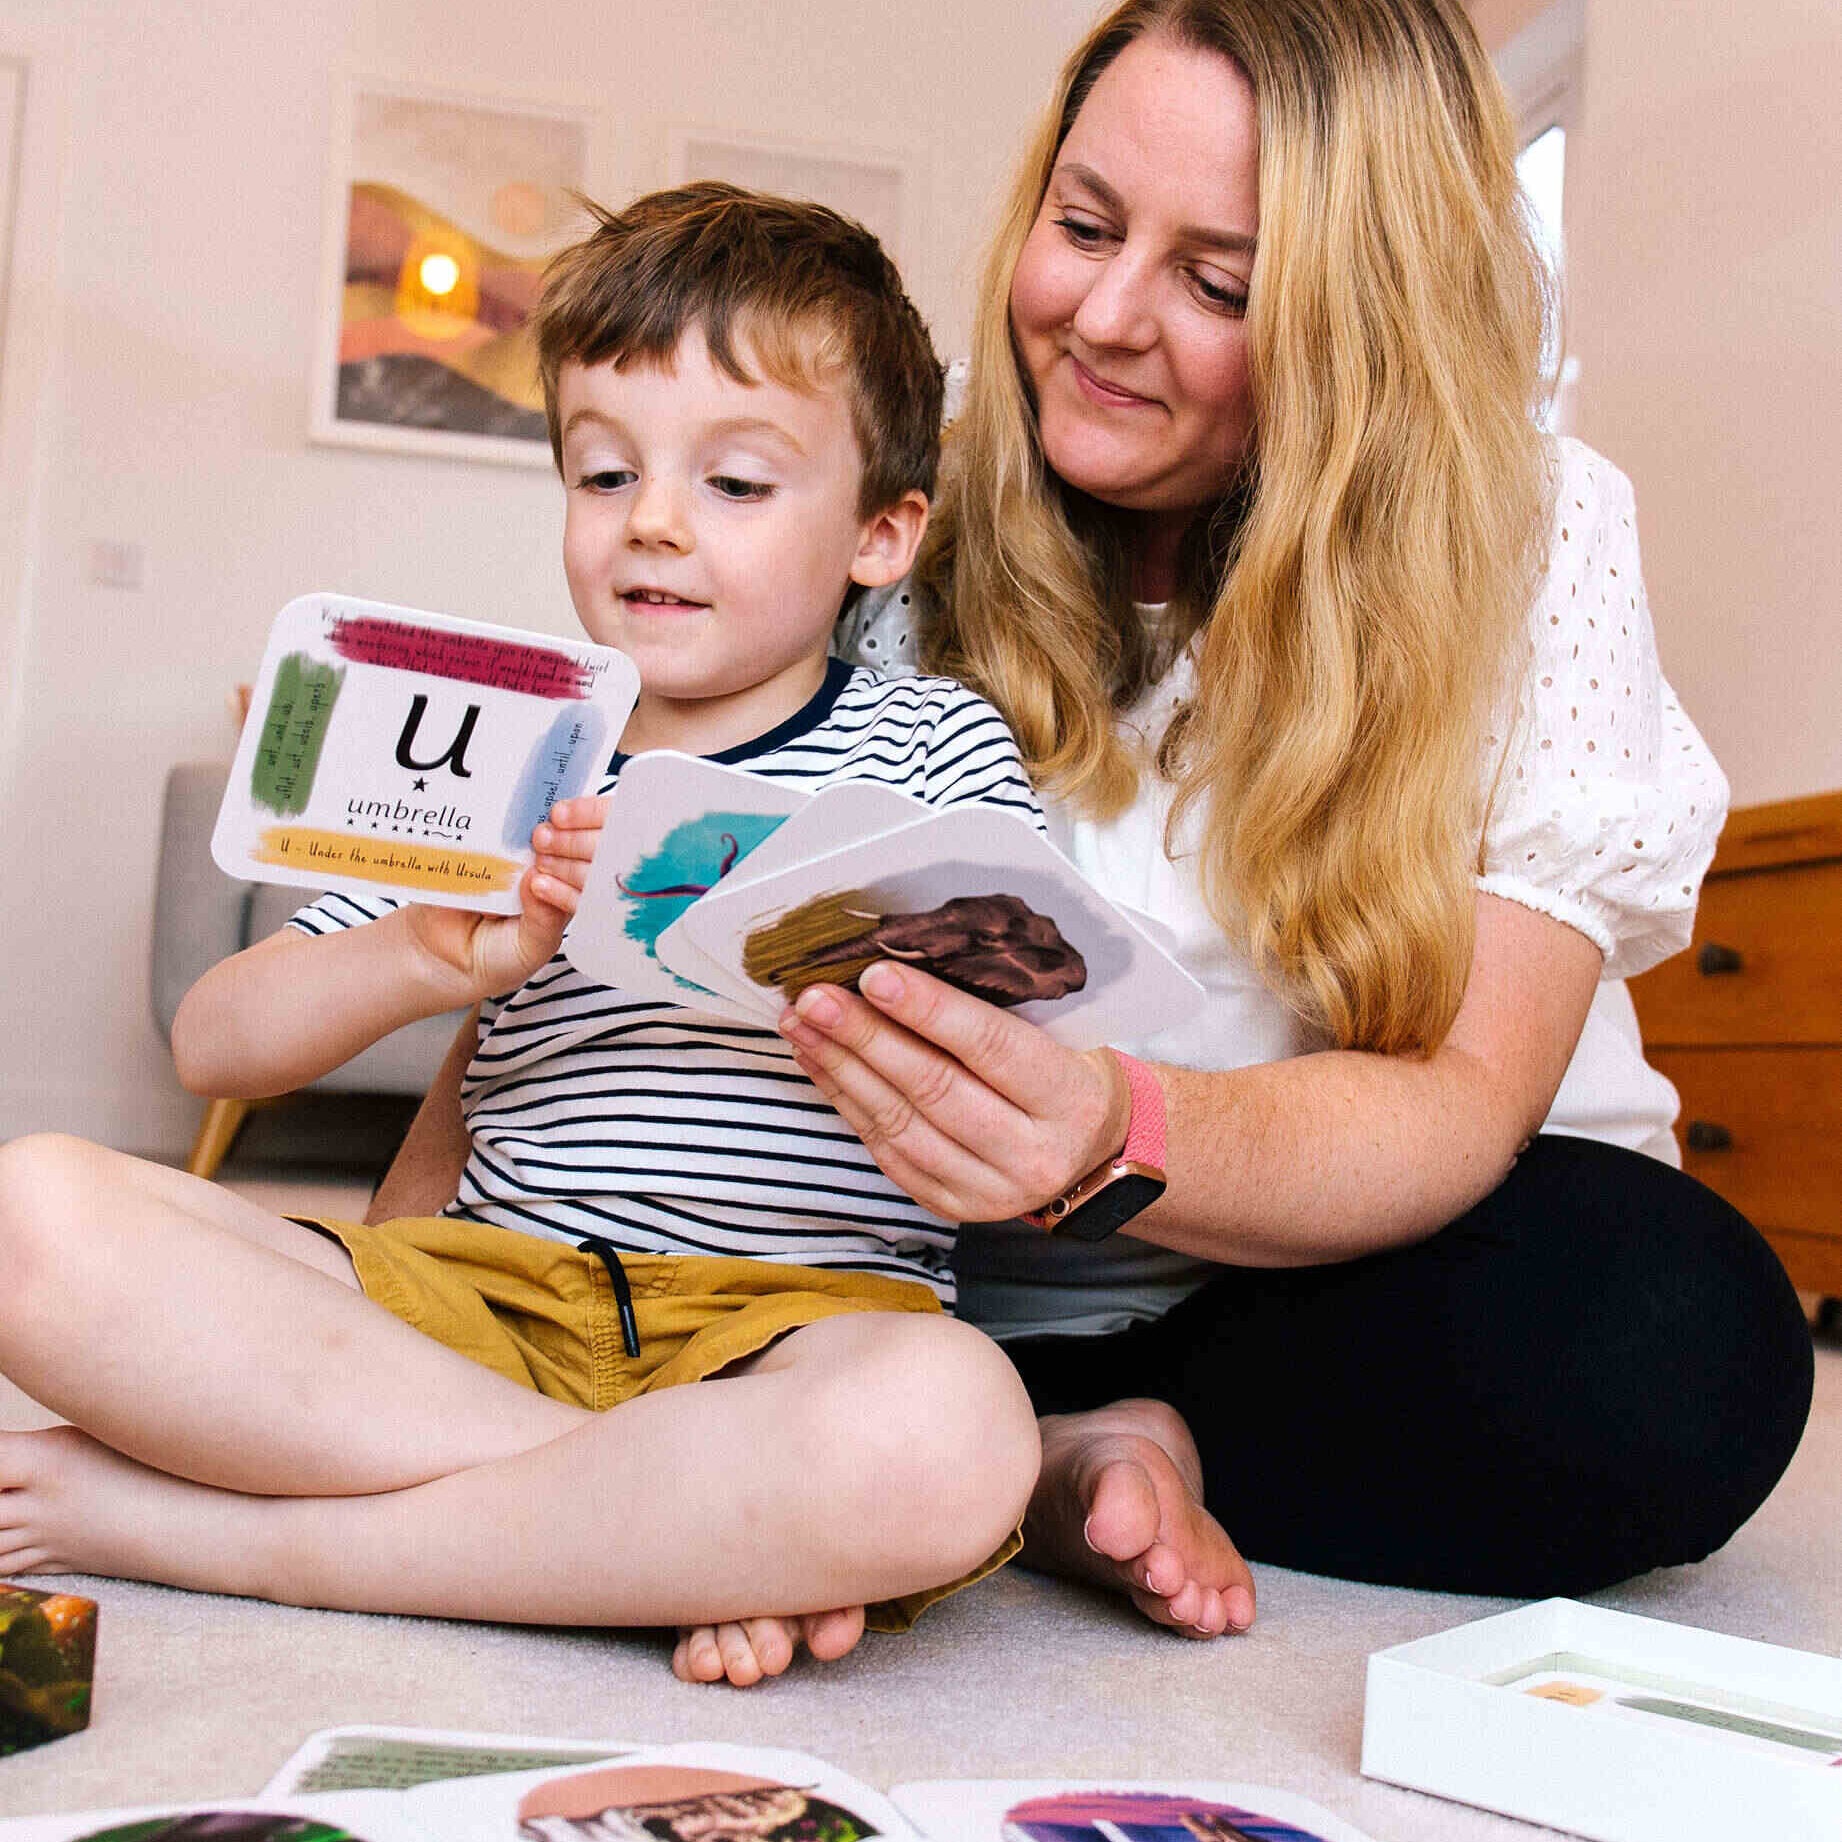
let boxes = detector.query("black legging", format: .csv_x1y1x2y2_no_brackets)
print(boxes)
995,1135,1813,1598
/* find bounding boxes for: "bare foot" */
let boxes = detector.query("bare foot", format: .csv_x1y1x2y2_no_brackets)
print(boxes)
0,1425,266,1591
671,1605,866,1687
1025,1398,1254,1637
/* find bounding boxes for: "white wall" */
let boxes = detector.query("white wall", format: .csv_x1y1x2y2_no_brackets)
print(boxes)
0,0,1099,1151
1563,0,1842,805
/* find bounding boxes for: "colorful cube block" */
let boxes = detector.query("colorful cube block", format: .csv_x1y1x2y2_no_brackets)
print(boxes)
0,1581,96,1753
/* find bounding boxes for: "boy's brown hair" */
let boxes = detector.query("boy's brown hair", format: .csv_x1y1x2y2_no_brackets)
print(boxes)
533,182,943,515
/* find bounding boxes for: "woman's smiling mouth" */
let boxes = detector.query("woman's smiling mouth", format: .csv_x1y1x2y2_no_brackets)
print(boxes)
1067,354,1160,409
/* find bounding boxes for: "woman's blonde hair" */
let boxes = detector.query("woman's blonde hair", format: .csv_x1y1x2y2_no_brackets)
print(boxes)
920,0,1553,1055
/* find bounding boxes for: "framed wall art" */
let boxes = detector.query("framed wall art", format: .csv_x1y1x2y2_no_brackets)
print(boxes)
665,126,910,271
311,81,591,466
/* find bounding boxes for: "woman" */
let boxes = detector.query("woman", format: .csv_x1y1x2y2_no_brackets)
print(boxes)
382,0,1811,1656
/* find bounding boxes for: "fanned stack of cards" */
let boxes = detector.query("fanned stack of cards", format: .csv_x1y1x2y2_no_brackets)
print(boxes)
563,751,1202,1047
0,1724,1384,1840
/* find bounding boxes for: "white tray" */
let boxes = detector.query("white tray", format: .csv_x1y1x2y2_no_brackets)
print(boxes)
1362,1598,1842,1841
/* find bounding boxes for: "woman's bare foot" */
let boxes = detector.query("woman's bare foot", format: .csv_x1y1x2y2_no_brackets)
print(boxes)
672,1605,867,1687
0,1425,267,1591
1025,1398,1254,1636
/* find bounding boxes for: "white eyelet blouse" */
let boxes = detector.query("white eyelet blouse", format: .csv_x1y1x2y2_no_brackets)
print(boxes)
837,436,1728,1338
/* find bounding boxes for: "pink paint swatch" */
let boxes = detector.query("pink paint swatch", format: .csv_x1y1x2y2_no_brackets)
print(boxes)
328,614,597,699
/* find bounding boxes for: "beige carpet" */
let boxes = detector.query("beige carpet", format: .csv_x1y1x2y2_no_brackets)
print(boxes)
4,1343,1838,1837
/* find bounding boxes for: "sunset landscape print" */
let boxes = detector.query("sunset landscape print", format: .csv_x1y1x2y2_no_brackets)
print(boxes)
320,90,586,457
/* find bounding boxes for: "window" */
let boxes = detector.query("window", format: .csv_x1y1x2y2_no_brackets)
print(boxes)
1495,0,1584,428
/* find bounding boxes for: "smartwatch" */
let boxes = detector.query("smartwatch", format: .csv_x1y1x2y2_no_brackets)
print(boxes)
1020,1050,1168,1242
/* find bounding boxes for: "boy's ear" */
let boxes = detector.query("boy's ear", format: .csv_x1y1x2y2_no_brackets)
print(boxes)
849,490,929,588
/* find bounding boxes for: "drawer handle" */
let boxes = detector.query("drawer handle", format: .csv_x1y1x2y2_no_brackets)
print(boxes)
1686,1120,1733,1153
1697,942,1744,975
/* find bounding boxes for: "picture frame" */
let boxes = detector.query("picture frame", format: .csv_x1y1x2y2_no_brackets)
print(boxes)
664,124,912,273
310,79,593,468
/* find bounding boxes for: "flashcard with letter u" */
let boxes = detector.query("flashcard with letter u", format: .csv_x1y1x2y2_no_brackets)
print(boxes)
212,595,638,914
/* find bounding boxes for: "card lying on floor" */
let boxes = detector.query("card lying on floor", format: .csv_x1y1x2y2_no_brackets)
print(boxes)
891,1776,1381,1840
401,1741,914,1839
263,1723,635,1795
0,1792,416,1842
669,801,1204,1047
212,594,638,914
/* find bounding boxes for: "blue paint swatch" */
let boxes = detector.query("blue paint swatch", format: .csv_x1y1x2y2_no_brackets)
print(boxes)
504,706,609,850
619,811,785,990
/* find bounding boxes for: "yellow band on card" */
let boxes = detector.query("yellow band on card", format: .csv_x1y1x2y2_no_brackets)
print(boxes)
255,827,521,895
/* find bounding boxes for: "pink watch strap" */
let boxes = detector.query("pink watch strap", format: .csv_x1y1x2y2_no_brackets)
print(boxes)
1112,1049,1168,1168
1019,1049,1167,1228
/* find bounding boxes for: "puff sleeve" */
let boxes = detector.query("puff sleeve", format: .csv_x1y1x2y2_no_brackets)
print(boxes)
1477,438,1728,981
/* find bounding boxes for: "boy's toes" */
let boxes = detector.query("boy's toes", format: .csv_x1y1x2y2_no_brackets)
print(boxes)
671,1606,866,1685
671,1625,728,1683
715,1621,770,1686
798,1605,866,1662
739,1616,797,1678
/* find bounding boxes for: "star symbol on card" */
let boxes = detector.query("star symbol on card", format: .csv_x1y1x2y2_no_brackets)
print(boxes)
412,777,428,792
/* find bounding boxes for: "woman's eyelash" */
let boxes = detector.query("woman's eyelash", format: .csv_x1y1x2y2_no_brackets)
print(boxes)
1190,271,1249,314
1053,214,1114,247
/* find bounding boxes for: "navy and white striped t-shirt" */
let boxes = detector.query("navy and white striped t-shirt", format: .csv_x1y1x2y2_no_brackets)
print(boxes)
288,659,1043,1301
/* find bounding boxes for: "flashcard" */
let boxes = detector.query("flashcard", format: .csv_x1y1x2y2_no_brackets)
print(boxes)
263,1724,634,1796
653,778,933,1016
562,751,812,1018
889,1778,1379,1842
213,595,639,915
674,804,1205,1048
401,1740,917,1841
0,1792,419,1842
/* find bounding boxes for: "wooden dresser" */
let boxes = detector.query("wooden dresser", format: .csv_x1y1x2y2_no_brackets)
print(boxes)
1629,790,1842,1294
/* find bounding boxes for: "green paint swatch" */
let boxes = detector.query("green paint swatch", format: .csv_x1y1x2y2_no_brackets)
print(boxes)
292,1735,627,1793
251,652,343,815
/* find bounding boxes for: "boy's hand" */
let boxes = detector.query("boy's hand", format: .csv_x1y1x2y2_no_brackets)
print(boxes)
405,796,609,1000
526,794,608,921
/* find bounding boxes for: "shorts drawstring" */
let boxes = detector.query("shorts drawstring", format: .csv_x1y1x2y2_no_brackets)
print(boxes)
575,1234,642,1358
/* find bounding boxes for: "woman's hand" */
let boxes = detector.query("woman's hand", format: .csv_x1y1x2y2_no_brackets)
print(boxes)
778,959,1134,1221
404,795,608,1002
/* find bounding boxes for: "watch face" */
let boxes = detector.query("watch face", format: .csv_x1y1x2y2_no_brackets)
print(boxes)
1050,1172,1166,1242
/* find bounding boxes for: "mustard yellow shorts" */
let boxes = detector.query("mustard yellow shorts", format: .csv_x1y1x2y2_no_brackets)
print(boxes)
298,1214,1022,1631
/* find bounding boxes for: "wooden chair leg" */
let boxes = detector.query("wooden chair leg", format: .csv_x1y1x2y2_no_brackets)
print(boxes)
187,1097,253,1180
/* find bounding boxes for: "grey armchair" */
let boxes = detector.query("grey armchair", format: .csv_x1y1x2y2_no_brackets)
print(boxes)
151,761,468,1178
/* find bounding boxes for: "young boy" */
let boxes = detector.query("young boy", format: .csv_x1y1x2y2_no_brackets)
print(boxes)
0,184,1043,1688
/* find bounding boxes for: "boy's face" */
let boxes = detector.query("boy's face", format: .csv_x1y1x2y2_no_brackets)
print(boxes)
558,329,922,755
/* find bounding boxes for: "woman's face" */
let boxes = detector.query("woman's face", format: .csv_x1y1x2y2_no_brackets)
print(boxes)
1009,32,1259,521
